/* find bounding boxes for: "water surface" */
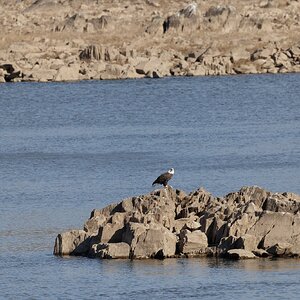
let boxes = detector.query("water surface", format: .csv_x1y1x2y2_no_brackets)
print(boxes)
0,74,299,298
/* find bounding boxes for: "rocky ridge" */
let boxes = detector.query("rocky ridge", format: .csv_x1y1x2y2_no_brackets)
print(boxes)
1,0,300,82
54,186,300,260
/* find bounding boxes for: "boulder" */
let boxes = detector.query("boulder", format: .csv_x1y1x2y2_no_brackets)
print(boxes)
84,214,107,235
234,234,258,251
262,193,300,213
96,222,125,243
266,242,294,257
232,60,258,74
135,58,171,77
53,230,90,256
89,242,130,259
129,224,177,259
218,235,237,253
226,249,257,260
253,249,271,257
145,16,164,35
203,5,238,32
178,229,208,256
173,216,201,234
247,211,300,254
163,3,198,34
79,45,104,61
54,64,80,81
0,63,22,82
29,69,57,82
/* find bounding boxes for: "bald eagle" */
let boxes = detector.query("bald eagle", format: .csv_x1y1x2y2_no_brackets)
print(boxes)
152,168,174,187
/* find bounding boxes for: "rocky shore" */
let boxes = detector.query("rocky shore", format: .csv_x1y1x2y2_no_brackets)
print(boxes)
1,0,300,82
54,186,300,260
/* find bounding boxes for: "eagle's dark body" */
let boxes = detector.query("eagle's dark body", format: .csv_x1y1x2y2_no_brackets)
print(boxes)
152,168,174,187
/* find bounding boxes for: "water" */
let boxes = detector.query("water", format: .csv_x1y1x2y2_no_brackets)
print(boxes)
0,74,299,299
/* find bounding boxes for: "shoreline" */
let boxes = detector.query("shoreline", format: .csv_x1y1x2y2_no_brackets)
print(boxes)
1,1,300,83
1,60,300,84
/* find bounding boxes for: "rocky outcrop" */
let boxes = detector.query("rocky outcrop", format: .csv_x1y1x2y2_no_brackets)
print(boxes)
163,2,199,34
54,186,300,260
1,1,300,82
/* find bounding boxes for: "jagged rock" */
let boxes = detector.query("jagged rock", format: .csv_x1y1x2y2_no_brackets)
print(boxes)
130,224,177,259
96,221,125,243
28,69,57,82
247,211,300,256
55,13,109,33
266,242,294,257
253,249,271,257
0,63,23,82
218,235,238,253
226,249,257,259
99,64,124,80
203,5,238,32
145,16,164,35
90,15,111,31
233,59,258,74
178,229,208,256
135,58,170,77
146,0,160,8
24,0,65,14
56,14,87,32
163,2,198,34
262,193,300,213
231,48,251,62
54,64,80,81
0,64,15,74
54,186,300,260
89,242,130,259
234,234,258,251
79,45,104,61
84,214,107,234
0,69,5,83
173,216,201,234
53,230,89,256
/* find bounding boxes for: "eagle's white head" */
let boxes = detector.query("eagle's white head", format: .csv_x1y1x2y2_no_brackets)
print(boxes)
168,168,175,175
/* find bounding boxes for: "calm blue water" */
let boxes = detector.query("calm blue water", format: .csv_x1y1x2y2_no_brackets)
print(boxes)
0,74,300,299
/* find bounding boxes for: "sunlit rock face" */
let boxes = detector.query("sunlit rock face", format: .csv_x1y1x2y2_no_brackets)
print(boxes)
54,186,300,259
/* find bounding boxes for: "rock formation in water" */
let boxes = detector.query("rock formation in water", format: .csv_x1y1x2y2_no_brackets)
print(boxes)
53,186,300,260
0,0,300,82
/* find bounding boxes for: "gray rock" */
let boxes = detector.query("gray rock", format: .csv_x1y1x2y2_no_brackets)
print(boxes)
53,230,90,256
53,186,300,260
130,224,177,259
234,234,258,251
178,229,208,256
89,242,130,259
226,249,257,259
267,242,294,257
253,249,271,257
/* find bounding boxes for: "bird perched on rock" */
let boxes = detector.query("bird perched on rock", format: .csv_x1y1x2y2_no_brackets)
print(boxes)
152,168,174,187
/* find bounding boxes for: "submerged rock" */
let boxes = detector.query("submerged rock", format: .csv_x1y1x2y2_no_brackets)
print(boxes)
54,186,300,260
